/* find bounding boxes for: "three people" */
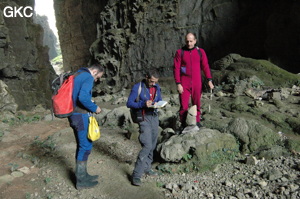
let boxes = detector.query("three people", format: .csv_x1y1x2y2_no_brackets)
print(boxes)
68,64,104,190
126,70,162,186
173,33,214,128
67,32,214,188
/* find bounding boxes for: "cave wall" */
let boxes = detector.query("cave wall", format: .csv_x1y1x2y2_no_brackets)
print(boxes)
34,14,58,60
53,0,109,72
55,0,300,94
0,0,298,111
0,0,56,111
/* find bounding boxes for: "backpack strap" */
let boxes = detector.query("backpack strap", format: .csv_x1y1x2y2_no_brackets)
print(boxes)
135,81,148,104
181,46,202,61
180,48,184,60
196,47,202,58
135,82,142,102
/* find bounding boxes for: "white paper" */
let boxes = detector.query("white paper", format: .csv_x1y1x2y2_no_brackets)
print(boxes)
150,101,168,108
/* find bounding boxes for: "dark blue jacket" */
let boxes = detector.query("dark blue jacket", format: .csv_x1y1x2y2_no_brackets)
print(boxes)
127,80,162,109
72,68,97,113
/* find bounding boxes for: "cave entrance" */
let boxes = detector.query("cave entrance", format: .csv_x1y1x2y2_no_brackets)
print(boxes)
34,0,63,75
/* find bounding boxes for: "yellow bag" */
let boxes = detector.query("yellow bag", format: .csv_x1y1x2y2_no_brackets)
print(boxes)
88,116,100,141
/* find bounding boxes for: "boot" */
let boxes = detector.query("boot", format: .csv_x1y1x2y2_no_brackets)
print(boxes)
82,161,99,181
75,160,98,190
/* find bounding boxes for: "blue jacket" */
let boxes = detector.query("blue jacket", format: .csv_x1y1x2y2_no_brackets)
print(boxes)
72,68,97,113
127,80,162,109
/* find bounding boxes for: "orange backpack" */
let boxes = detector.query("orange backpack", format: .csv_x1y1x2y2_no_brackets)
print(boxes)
52,71,87,118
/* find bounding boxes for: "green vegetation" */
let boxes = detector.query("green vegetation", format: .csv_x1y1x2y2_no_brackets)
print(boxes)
17,114,41,123
47,194,53,199
262,112,290,129
182,153,193,162
44,177,51,184
156,182,164,188
51,54,63,74
285,139,300,152
8,163,19,172
213,57,300,90
31,136,56,152
25,193,31,199
2,113,41,126
286,117,300,135
51,54,62,63
251,78,264,88
202,148,238,167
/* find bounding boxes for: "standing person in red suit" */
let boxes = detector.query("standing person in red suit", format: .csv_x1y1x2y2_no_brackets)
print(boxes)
173,32,214,128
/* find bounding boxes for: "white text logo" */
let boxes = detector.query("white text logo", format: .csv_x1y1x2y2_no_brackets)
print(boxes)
3,6,33,18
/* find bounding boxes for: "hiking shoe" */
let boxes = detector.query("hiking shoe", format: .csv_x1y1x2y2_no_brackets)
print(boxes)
76,180,98,190
76,160,98,190
132,178,142,186
86,173,99,181
145,169,158,176
196,122,203,128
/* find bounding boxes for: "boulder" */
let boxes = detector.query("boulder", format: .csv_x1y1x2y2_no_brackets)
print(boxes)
225,117,280,153
158,107,177,129
101,106,130,127
158,128,238,162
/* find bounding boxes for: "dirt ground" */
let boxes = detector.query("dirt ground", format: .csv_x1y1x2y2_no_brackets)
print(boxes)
0,118,165,199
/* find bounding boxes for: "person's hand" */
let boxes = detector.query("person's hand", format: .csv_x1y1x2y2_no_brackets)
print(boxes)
208,81,214,90
177,84,183,94
146,100,152,107
95,106,101,114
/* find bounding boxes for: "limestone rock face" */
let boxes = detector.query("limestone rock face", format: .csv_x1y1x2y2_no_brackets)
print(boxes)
0,0,56,110
53,0,107,72
0,80,17,113
1,0,299,110
55,0,300,94
33,15,58,60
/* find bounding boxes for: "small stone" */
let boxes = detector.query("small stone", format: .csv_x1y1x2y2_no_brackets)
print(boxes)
216,91,226,97
11,171,24,178
0,174,14,184
259,180,268,187
186,105,197,126
181,182,193,191
281,177,289,182
225,180,233,187
245,156,259,165
18,166,30,174
289,184,299,192
244,189,251,194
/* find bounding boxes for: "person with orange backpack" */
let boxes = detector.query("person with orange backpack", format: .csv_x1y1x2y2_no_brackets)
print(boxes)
68,64,104,190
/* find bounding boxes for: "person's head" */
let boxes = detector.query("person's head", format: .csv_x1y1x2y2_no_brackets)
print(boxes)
88,64,104,82
145,70,159,88
185,32,197,49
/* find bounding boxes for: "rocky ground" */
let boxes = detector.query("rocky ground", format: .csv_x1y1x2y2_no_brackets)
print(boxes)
0,111,299,199
0,118,164,199
155,156,300,199
1,57,299,198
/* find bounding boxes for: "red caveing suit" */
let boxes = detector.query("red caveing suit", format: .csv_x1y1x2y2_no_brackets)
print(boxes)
173,47,212,123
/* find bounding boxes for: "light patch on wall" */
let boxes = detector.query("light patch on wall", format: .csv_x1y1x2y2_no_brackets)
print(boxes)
34,0,58,37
